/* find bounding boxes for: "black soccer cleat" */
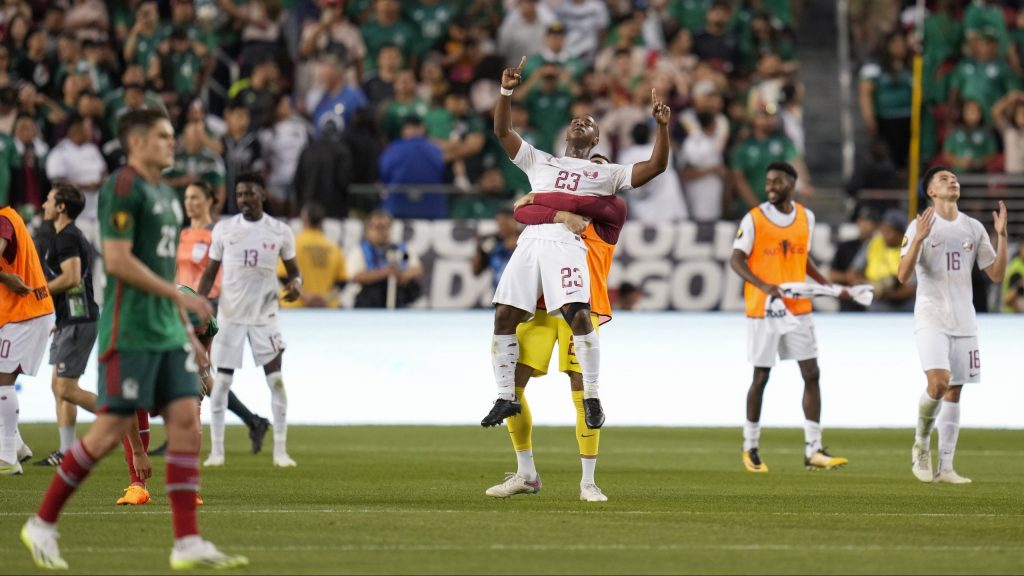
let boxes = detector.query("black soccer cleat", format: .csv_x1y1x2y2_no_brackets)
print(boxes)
148,441,168,457
249,416,271,454
32,451,63,467
583,398,606,429
480,399,522,427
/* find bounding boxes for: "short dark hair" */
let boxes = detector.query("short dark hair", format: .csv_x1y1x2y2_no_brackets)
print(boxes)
53,183,85,220
235,171,265,191
118,109,170,154
920,165,952,197
304,202,326,228
186,180,215,202
766,161,797,180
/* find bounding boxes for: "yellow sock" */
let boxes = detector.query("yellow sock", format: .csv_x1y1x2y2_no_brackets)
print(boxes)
573,390,599,456
506,387,532,452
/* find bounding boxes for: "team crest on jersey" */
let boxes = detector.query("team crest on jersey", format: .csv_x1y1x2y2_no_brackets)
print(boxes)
962,240,974,252
263,241,277,251
111,211,132,232
901,236,908,248
582,169,600,179
123,378,139,400
736,228,744,239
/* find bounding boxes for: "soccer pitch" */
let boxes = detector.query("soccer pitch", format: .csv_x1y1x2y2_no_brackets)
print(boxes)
2,425,1023,575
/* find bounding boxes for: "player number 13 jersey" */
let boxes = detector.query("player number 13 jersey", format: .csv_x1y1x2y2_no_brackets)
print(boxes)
209,214,296,325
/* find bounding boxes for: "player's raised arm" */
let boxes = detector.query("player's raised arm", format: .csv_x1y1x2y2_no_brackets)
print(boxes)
984,201,1009,283
494,56,526,160
630,89,671,188
898,208,933,285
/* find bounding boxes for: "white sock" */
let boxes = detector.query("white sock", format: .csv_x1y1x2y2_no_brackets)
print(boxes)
742,420,760,452
209,372,233,457
574,331,600,399
491,334,519,401
937,401,961,472
915,391,942,445
803,420,822,458
581,457,596,484
0,387,19,464
515,449,537,480
266,372,288,456
58,426,76,453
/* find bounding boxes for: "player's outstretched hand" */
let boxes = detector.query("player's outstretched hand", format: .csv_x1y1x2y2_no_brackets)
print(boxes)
916,207,936,241
513,192,536,210
178,291,213,324
993,200,1007,237
502,56,526,91
133,450,152,481
283,279,302,302
651,88,671,125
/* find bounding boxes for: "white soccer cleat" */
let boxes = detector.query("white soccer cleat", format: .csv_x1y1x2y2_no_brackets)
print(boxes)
17,442,33,463
169,536,248,570
579,482,608,502
911,442,933,483
21,516,69,570
203,454,225,467
0,459,24,475
272,454,297,468
934,469,972,484
484,472,541,498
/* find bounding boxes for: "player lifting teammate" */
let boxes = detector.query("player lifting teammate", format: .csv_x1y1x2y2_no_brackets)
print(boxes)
482,56,670,430
901,167,1007,484
198,172,302,468
20,109,247,570
730,162,849,473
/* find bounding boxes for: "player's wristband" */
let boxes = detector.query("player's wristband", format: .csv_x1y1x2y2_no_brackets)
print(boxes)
292,277,303,288
500,87,514,97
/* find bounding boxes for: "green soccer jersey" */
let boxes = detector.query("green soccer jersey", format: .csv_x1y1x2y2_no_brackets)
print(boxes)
943,126,998,167
522,54,587,85
132,31,163,69
382,98,430,141
951,58,1021,115
525,86,574,153
0,133,22,206
405,2,458,57
729,134,798,206
668,0,710,33
99,168,187,353
361,19,419,74
861,63,913,120
177,284,218,337
170,48,204,96
164,149,226,200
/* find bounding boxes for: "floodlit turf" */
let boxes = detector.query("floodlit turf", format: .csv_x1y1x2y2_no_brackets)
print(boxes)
2,424,1023,575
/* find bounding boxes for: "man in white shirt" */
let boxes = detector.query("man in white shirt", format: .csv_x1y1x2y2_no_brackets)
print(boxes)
45,113,106,247
197,172,303,468
898,166,1008,484
552,0,610,62
482,56,670,439
496,0,555,68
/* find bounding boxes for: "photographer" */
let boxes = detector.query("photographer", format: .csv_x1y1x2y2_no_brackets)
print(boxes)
472,208,519,292
1003,242,1024,313
346,210,423,308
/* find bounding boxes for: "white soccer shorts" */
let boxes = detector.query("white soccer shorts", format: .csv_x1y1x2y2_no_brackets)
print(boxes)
492,238,590,314
747,314,818,368
915,328,981,385
0,313,55,376
211,319,286,370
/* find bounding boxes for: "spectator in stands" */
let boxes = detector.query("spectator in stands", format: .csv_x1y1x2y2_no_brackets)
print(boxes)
220,0,284,71
594,9,652,77
991,90,1024,174
228,56,281,130
361,0,419,75
102,65,166,137
680,79,729,150
964,0,1010,56
948,28,1018,123
472,207,519,290
0,85,18,136
1002,241,1024,313
738,10,796,76
852,209,916,312
344,107,384,186
830,206,880,312
221,99,265,215
260,93,312,216
295,117,352,220
729,103,800,213
450,168,510,220
44,113,105,239
0,128,19,207
182,98,227,151
405,0,458,58
311,52,367,136
943,99,998,173
346,209,424,308
693,0,738,75
848,0,899,62
859,31,913,169
379,115,447,220
522,23,587,85
615,281,642,310
668,0,711,34
656,28,699,93
553,0,611,63
14,27,54,97
680,109,729,223
417,54,450,106
154,26,208,106
517,63,574,153
619,122,688,223
11,115,51,211
381,70,430,141
164,121,227,212
362,43,402,111
497,0,555,69
122,0,162,71
778,82,805,154
298,0,367,83
279,202,347,309
425,90,485,187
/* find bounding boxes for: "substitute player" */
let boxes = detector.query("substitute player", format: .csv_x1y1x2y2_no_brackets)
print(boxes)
486,157,627,503
899,166,1007,484
730,162,849,473
1,203,55,475
20,109,247,570
483,56,670,429
198,172,302,468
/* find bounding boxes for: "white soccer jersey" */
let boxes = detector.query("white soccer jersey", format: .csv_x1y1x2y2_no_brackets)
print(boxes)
512,140,634,246
209,214,296,325
902,212,997,336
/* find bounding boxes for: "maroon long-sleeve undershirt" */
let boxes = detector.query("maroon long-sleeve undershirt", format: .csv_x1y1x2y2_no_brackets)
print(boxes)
513,193,628,245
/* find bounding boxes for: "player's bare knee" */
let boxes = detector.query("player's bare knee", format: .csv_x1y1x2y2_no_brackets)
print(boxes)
751,368,770,389
493,305,524,333
944,385,962,403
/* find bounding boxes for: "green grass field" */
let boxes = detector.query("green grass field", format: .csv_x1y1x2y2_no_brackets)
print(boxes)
2,424,1023,575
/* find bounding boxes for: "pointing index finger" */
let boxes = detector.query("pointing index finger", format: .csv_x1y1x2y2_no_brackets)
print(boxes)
517,56,526,72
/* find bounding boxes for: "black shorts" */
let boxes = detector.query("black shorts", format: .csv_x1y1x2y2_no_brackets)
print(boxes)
49,322,98,379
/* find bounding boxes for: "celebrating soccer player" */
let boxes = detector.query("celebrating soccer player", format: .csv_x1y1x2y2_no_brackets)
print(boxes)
730,162,849,473
482,56,669,430
20,109,247,570
198,172,302,469
900,167,1008,484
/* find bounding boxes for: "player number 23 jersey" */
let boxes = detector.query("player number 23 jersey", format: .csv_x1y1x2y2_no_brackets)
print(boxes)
209,214,296,325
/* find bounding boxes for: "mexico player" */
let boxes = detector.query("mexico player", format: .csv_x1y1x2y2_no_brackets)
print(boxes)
198,172,302,468
21,110,246,569
730,162,849,473
900,167,1008,484
483,56,669,430
486,157,627,503
1,203,55,475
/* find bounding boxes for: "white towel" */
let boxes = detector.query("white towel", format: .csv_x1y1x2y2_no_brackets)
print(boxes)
764,296,801,334
779,282,875,307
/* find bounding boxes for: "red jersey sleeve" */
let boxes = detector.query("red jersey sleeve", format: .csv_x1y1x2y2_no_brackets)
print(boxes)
514,205,559,225
528,193,628,244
